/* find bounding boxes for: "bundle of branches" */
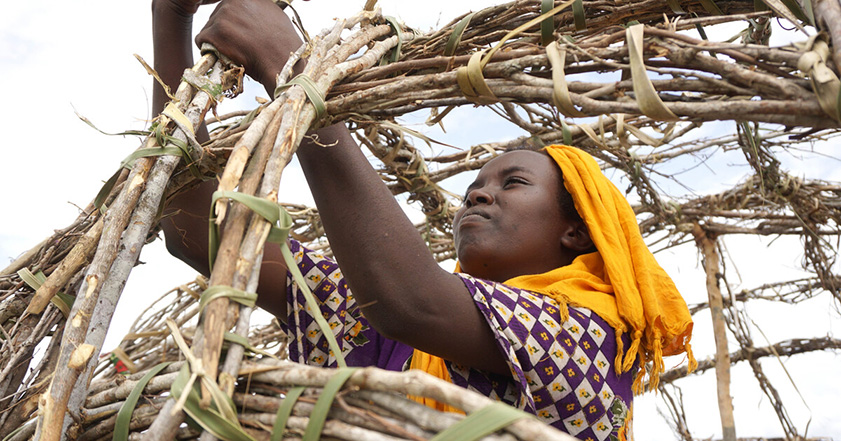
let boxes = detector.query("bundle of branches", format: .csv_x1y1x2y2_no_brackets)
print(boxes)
2,0,841,439
6,278,575,441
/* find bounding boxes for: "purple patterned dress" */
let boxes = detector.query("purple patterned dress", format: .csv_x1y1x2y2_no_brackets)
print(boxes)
281,241,635,440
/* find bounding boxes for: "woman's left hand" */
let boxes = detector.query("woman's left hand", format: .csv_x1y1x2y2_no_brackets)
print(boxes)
197,0,304,92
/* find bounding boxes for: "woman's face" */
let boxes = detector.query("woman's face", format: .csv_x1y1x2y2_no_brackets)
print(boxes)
452,150,574,282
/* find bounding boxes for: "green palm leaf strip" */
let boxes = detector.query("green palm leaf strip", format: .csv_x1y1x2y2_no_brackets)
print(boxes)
560,119,573,145
699,0,723,15
271,386,306,441
444,12,476,56
209,191,347,368
759,0,809,29
279,243,347,367
483,0,576,68
546,41,586,117
666,0,686,14
273,74,326,121
1,425,27,441
112,362,173,441
626,24,680,121
383,16,404,63
165,319,256,441
797,38,841,122
74,108,151,138
572,0,586,31
540,0,555,46
223,332,279,359
430,402,532,441
199,286,258,313
801,0,815,25
94,131,202,212
457,0,576,103
17,269,74,318
303,368,359,441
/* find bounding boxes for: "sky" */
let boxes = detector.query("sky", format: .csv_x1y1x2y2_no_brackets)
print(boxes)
1,1,839,440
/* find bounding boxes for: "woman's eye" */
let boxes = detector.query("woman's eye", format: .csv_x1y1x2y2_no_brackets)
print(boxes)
504,176,527,187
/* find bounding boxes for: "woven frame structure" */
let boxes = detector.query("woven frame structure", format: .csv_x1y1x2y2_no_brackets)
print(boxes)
1,1,840,439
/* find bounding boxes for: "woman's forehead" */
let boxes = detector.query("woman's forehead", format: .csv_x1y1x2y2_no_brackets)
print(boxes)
465,150,563,196
479,150,557,175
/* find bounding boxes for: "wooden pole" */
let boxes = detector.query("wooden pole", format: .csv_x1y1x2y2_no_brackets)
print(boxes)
693,223,736,441
33,53,220,441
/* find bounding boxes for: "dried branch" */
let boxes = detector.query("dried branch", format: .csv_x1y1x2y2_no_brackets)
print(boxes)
659,337,841,384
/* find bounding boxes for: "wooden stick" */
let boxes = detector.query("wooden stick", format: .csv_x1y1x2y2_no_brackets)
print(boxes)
72,58,224,438
0,309,62,432
216,109,286,398
659,337,841,384
230,392,438,441
194,7,377,409
0,236,50,277
193,85,286,441
0,324,62,439
693,224,737,441
34,136,156,441
212,98,284,225
241,413,429,441
3,3,841,440
144,13,358,438
247,360,578,441
34,53,220,441
26,218,104,315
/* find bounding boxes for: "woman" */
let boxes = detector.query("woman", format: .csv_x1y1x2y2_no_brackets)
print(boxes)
153,0,695,438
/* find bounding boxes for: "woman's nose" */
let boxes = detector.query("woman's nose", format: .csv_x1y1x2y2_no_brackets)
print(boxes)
465,187,494,207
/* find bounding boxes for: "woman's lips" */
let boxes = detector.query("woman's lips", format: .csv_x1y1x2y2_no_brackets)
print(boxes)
459,208,491,223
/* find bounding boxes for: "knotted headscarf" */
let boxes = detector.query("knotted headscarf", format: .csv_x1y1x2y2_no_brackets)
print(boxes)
411,145,696,412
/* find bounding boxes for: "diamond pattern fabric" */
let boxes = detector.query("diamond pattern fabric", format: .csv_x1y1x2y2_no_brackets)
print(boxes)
281,240,635,439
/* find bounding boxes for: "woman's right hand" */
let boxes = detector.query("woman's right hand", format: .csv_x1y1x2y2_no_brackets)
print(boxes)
196,0,304,93
154,0,297,320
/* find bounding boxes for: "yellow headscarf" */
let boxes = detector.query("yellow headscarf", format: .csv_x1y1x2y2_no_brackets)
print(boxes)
410,145,696,412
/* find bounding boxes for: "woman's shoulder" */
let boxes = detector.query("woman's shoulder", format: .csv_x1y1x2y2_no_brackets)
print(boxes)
449,272,635,436
454,273,611,325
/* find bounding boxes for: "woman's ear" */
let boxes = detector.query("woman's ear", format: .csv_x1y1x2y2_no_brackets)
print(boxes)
560,219,594,252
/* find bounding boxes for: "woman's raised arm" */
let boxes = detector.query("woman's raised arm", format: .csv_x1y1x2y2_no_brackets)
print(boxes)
180,0,509,374
153,0,291,318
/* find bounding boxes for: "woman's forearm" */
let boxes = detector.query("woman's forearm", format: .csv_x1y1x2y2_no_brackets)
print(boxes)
154,0,213,275
296,126,463,337
152,0,196,118
163,2,506,373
